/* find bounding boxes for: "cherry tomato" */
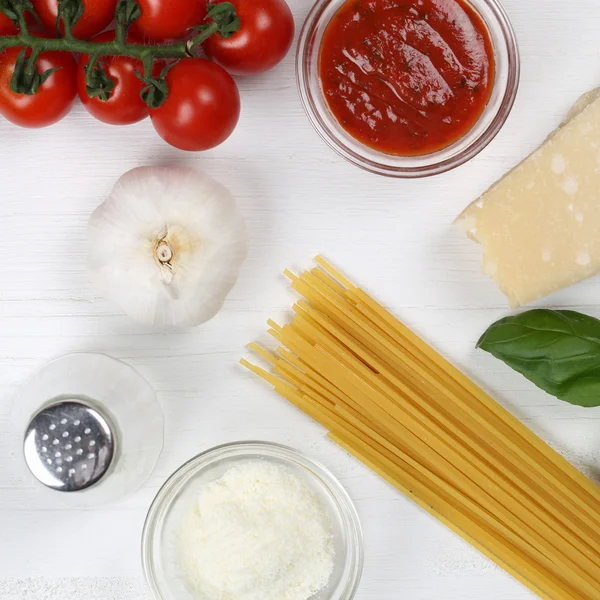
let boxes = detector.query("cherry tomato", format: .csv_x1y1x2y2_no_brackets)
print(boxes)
0,13,18,35
150,58,240,151
77,31,148,126
131,0,207,43
0,46,77,128
31,0,117,39
203,0,294,76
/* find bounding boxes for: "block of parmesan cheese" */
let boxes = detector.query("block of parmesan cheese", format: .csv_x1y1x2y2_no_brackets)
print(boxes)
456,90,600,307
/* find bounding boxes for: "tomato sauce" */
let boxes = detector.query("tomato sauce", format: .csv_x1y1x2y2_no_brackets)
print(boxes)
319,0,495,156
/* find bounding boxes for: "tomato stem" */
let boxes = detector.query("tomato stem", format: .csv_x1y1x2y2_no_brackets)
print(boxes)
14,1,29,35
187,2,240,55
0,34,189,59
23,44,39,78
187,21,219,53
0,0,240,60
0,0,240,104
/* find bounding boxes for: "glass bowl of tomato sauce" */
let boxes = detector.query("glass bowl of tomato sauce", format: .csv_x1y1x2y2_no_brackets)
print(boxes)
297,0,519,178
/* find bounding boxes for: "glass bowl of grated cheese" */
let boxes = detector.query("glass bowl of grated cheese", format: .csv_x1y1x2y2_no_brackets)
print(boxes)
142,441,363,600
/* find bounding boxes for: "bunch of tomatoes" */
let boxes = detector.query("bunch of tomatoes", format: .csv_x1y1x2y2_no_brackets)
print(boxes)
0,0,294,150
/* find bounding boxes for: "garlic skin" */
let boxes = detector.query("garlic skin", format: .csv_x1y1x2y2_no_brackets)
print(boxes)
88,166,247,327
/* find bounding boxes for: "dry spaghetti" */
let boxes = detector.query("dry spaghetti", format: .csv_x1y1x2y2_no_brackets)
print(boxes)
241,257,600,600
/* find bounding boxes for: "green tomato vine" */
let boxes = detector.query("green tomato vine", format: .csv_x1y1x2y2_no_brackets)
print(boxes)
0,0,240,107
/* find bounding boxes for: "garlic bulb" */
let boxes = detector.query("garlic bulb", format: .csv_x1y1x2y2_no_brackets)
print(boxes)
88,166,247,327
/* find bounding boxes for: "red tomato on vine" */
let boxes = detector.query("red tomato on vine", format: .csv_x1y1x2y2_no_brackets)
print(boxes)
77,31,148,126
150,58,240,151
203,0,295,76
131,0,208,42
0,45,77,128
31,0,117,39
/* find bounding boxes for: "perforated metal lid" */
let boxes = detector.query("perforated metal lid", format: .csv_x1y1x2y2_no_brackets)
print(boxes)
23,400,114,492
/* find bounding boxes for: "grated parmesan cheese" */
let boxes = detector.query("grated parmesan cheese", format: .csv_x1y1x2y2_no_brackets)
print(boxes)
177,461,335,600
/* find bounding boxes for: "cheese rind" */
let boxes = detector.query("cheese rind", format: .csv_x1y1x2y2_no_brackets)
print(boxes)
456,90,600,307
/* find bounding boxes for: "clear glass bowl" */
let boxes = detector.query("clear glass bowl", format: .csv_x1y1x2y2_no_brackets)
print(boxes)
296,0,520,178
142,441,364,600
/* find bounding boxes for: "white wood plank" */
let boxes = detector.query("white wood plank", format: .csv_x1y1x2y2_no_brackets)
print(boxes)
1,0,600,597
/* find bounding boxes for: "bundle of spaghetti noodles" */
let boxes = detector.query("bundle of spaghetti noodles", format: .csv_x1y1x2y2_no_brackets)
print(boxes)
241,257,600,600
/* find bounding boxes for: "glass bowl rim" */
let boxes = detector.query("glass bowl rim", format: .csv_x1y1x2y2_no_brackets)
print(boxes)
296,0,521,178
142,440,365,600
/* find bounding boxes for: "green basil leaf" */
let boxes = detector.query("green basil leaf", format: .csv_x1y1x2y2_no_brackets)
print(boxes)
477,309,600,408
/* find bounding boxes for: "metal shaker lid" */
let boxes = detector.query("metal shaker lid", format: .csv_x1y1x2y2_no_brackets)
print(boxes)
24,400,114,492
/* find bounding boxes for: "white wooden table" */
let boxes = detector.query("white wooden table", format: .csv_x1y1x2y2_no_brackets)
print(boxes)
2,1,600,598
